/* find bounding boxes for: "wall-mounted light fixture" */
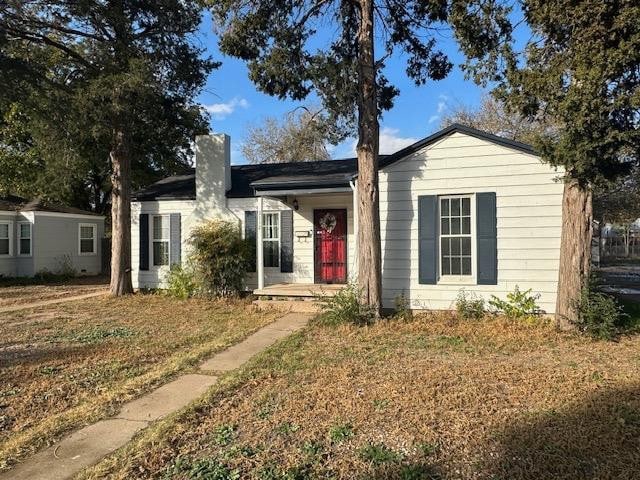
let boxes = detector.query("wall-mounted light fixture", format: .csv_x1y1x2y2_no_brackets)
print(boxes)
292,198,299,211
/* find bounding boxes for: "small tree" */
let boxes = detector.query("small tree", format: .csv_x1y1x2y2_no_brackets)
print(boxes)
243,107,335,164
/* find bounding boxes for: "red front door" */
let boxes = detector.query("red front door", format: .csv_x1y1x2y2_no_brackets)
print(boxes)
314,209,347,284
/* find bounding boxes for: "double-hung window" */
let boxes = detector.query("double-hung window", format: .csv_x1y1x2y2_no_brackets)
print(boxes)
19,222,32,256
79,223,97,255
152,215,170,266
440,196,472,277
262,212,280,268
0,222,10,256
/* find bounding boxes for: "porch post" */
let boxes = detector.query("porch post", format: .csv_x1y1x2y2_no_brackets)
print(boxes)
350,180,358,283
257,195,265,290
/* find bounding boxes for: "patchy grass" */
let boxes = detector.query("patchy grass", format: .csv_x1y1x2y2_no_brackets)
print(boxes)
79,312,640,480
0,294,279,470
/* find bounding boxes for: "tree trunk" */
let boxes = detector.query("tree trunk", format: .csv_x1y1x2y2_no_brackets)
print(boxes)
356,0,382,316
555,178,592,328
624,228,630,257
109,128,133,296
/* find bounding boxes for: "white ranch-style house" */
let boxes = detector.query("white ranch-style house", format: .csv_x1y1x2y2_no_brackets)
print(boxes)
131,124,564,313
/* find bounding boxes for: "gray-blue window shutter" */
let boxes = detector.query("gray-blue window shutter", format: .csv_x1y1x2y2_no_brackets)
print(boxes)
280,210,293,273
139,214,149,271
169,213,181,267
244,211,257,272
476,192,497,285
418,195,438,284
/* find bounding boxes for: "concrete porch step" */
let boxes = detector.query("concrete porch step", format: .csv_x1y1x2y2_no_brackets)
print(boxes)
253,299,322,313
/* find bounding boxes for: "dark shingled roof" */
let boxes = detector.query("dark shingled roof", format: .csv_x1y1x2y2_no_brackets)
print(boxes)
133,158,362,201
0,195,101,216
133,124,537,201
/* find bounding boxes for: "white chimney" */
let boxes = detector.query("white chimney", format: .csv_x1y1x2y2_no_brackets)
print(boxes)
194,134,235,221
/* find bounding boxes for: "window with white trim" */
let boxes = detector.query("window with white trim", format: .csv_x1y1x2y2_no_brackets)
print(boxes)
79,223,97,255
440,196,472,276
262,212,280,268
152,215,170,266
18,222,32,256
0,222,10,256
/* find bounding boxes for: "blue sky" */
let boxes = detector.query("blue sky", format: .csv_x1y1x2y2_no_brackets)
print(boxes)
195,12,528,164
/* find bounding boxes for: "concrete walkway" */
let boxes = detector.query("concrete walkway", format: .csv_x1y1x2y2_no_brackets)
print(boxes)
1,312,312,480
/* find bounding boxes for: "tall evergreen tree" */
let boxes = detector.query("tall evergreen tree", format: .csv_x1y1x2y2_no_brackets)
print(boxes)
210,0,513,314
1,0,216,295
490,0,640,326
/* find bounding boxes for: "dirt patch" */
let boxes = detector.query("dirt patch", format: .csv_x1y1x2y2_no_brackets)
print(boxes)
80,313,640,480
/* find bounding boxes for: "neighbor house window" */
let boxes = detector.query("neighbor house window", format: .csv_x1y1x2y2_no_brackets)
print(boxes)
440,196,472,276
18,222,32,256
262,212,280,268
79,223,97,255
0,222,10,256
152,215,170,266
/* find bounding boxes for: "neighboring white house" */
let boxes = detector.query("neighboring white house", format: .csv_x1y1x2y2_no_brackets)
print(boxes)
131,124,565,313
0,196,105,278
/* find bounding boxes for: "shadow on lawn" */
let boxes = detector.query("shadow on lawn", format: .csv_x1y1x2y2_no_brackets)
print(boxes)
368,463,443,480
483,384,640,479
0,343,92,368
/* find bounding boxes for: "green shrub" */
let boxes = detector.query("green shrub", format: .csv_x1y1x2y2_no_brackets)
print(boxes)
455,289,486,320
189,220,252,298
165,263,199,299
316,283,375,326
572,276,626,340
164,220,252,299
394,292,413,321
489,286,541,319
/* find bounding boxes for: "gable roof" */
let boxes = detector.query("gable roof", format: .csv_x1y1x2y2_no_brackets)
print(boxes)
133,124,536,201
0,195,102,216
378,123,536,170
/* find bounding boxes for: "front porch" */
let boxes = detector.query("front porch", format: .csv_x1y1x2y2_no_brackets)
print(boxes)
253,282,344,298
249,176,359,292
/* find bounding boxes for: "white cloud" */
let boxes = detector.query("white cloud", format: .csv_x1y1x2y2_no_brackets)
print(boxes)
378,127,419,154
428,94,449,125
202,97,249,120
339,126,418,157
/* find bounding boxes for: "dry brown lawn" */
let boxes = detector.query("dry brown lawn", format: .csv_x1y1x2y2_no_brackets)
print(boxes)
0,294,279,470
0,275,108,308
80,313,640,480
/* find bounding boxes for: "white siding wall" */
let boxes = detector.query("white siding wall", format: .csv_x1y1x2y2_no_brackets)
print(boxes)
132,200,199,289
0,212,102,278
379,131,564,314
32,214,104,275
0,212,17,277
131,194,355,290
